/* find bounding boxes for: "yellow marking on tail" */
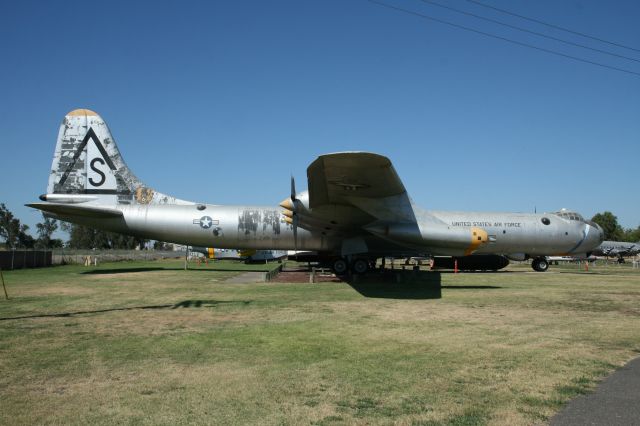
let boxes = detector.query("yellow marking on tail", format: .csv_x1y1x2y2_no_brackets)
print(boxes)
67,109,98,116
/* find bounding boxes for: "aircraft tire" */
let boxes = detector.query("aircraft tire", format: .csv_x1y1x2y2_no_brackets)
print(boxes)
332,258,349,275
532,257,549,272
352,259,369,275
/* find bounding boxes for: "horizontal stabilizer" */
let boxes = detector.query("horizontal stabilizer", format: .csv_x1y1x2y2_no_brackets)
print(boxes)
26,203,123,219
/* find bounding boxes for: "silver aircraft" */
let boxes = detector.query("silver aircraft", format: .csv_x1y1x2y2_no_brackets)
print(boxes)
27,109,604,273
592,240,640,262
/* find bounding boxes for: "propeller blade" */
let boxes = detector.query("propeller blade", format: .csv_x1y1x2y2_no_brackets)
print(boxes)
290,175,296,201
289,175,298,253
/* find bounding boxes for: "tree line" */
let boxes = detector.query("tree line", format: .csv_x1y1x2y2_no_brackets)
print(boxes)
0,203,148,250
591,212,640,242
1,203,639,249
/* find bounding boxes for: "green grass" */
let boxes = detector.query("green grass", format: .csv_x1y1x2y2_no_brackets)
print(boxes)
0,260,639,425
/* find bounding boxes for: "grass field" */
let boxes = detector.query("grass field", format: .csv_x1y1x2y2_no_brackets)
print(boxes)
1,260,639,425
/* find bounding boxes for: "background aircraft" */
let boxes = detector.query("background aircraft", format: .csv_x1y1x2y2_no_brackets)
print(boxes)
28,110,603,273
190,247,286,262
591,241,640,263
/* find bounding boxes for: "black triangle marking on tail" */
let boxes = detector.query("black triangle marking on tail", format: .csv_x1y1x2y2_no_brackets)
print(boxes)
57,127,117,188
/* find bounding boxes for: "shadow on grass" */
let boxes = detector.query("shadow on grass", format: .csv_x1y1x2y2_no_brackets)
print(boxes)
344,270,505,298
82,267,275,274
0,300,251,321
442,285,502,289
436,270,518,274
550,270,612,276
345,271,443,299
82,267,169,274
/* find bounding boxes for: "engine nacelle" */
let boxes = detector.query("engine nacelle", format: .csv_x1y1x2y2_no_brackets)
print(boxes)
432,255,510,271
506,253,529,262
364,222,489,255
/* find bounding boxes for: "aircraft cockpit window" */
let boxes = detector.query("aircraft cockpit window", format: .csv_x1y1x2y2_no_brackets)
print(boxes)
541,217,550,225
553,210,584,222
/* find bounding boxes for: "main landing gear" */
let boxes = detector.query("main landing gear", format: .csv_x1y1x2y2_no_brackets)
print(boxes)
531,257,549,272
331,257,371,275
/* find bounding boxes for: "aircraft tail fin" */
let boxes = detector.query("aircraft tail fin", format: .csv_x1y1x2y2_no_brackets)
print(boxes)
43,109,190,206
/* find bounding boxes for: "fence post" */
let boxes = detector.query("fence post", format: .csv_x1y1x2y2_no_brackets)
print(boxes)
1,267,8,300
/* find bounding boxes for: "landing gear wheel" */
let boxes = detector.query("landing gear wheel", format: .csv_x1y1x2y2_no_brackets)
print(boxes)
532,257,549,272
332,258,349,275
352,259,369,275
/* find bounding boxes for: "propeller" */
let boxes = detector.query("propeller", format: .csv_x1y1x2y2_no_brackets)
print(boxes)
291,176,299,253
280,176,300,253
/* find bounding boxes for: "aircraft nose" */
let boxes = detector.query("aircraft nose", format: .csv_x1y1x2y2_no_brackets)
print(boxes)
589,221,604,242
585,221,604,249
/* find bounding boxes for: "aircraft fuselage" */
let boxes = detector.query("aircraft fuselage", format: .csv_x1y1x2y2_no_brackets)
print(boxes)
58,203,599,258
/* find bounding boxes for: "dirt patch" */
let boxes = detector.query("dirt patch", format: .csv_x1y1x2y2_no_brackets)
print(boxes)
274,270,342,283
89,271,170,280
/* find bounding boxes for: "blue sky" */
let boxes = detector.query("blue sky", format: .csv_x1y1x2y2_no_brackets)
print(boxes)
1,0,639,237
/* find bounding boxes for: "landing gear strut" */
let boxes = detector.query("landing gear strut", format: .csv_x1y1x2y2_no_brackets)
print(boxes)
531,257,549,272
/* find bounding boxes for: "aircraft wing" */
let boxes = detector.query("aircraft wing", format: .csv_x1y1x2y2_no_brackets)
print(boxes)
306,152,416,224
308,152,406,206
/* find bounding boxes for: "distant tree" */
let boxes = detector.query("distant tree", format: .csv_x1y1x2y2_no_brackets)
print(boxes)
0,203,21,247
63,222,148,249
18,225,35,248
36,216,58,248
63,223,100,249
623,226,640,243
49,238,64,248
591,212,624,241
0,204,35,248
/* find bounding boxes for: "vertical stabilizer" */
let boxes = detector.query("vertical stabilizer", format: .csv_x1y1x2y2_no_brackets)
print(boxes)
46,109,191,206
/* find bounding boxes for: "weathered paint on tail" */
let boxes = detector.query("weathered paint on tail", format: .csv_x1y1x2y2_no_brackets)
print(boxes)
46,109,190,206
